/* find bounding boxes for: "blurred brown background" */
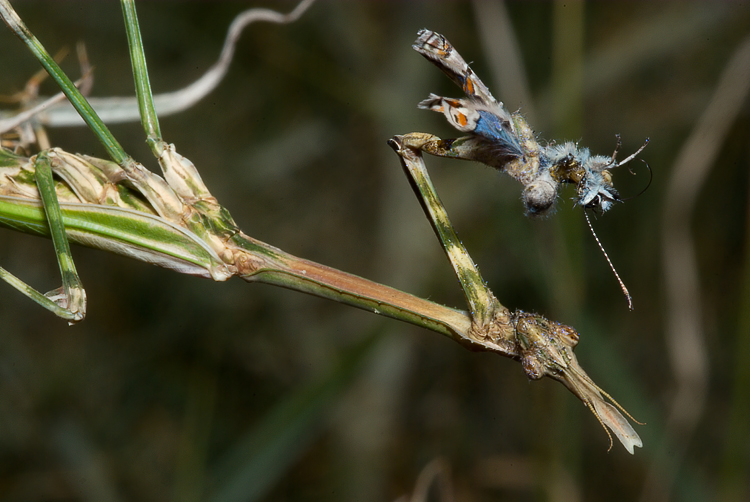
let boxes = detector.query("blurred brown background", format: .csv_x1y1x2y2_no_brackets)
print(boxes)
1,1,749,501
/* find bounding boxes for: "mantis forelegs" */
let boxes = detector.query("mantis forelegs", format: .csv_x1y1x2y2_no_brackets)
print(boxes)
389,134,643,454
389,135,515,348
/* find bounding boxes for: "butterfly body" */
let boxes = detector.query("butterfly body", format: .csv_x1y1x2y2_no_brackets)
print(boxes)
412,29,644,216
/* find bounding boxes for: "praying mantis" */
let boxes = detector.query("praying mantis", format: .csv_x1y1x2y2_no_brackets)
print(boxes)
0,1,643,453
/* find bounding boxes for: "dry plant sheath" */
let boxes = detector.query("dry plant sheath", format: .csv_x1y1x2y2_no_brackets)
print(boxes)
0,2,641,453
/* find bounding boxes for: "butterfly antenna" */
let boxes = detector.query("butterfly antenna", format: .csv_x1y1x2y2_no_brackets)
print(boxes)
618,159,653,203
585,211,633,310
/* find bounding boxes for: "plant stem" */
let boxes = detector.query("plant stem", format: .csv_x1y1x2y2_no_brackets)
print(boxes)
0,0,128,164
121,0,162,152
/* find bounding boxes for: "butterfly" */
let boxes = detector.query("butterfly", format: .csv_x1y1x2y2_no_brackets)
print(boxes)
412,29,648,217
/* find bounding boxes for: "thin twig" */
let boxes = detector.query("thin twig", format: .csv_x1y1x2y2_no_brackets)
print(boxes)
0,0,316,128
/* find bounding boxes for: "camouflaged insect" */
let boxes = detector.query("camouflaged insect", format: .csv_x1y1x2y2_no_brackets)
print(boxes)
412,29,647,216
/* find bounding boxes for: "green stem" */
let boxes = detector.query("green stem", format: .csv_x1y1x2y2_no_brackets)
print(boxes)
121,0,162,152
0,1,128,164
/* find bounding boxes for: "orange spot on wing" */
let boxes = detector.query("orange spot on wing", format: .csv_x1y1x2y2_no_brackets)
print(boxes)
465,78,474,95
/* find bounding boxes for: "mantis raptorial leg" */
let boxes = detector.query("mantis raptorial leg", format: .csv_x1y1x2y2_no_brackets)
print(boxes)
389,136,643,454
388,135,512,343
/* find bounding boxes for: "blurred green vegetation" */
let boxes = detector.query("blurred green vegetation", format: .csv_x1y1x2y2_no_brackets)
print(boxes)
1,1,749,501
